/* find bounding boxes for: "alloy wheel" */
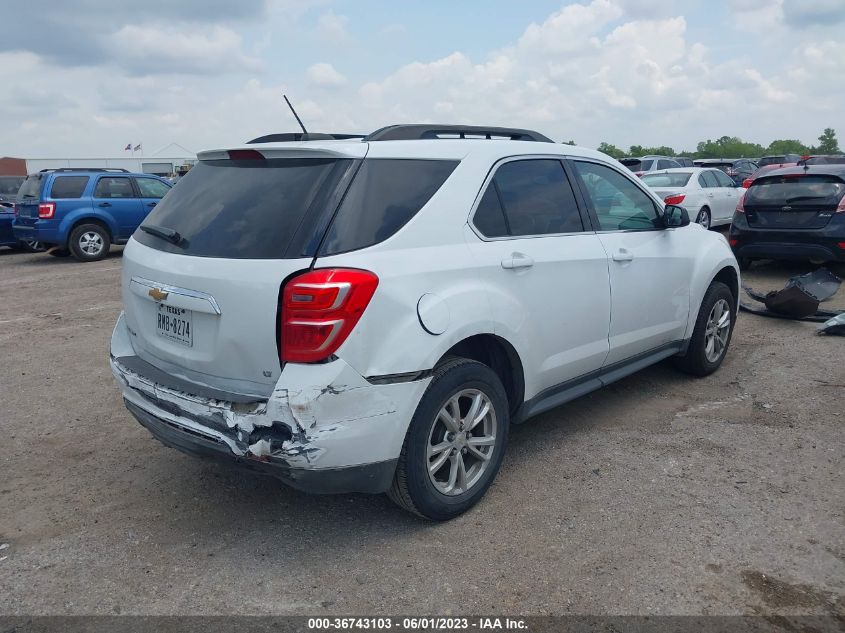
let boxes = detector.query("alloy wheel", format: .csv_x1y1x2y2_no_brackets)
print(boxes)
79,231,104,256
704,298,731,363
427,388,497,496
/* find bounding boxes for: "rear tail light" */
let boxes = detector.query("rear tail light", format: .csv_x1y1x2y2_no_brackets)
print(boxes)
281,268,379,363
663,194,686,205
634,171,645,177
38,202,56,219
742,178,753,189
729,239,738,247
838,242,845,250
228,149,264,160
837,196,845,214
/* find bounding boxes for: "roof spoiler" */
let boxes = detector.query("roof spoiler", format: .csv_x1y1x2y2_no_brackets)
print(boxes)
246,132,365,144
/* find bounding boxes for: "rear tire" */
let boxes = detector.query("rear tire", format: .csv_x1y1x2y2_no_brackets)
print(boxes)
696,207,711,229
674,281,735,377
69,223,111,262
388,358,509,521
18,240,45,253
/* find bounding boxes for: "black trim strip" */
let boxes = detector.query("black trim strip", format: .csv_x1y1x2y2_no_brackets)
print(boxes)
514,341,683,423
365,369,434,385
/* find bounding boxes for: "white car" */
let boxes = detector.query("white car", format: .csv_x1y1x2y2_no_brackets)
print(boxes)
641,167,746,229
110,125,740,520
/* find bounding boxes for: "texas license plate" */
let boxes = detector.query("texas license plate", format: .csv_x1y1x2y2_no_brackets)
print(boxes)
156,304,193,347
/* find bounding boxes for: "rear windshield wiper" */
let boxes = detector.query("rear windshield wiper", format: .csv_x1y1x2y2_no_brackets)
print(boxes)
140,224,183,245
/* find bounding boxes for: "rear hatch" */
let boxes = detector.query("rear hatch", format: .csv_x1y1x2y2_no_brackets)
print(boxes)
744,173,845,230
620,158,653,175
121,144,365,398
14,173,45,220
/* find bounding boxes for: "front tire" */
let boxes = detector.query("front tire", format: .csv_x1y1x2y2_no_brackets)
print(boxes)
388,358,509,521
674,281,735,377
69,223,111,262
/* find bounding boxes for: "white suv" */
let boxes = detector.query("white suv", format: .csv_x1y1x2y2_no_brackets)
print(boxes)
110,125,739,520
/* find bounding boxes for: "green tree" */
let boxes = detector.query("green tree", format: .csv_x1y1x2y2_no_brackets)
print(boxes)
766,139,810,156
597,142,626,159
815,128,840,154
695,136,765,159
629,144,675,157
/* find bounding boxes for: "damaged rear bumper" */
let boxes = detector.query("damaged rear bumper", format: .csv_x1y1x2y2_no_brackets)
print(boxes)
110,313,429,494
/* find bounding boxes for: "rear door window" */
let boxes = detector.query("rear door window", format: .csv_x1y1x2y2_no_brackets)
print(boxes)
701,171,720,188
49,176,89,199
712,170,735,188
134,178,171,198
136,158,355,259
319,159,458,255
94,177,136,198
472,159,583,237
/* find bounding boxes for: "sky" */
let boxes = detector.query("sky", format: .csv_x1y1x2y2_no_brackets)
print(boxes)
1,0,843,157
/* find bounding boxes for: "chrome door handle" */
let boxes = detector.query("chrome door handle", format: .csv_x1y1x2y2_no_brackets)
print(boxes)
501,253,534,270
612,249,634,262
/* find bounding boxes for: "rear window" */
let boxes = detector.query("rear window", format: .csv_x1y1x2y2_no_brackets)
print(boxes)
17,174,44,200
746,175,845,207
319,159,458,256
620,159,653,172
50,176,89,199
758,156,786,167
135,158,354,259
641,172,691,187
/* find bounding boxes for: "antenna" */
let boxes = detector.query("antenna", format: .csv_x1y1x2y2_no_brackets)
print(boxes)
283,95,308,134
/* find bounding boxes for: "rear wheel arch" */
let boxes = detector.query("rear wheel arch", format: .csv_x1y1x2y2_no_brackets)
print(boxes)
66,216,114,246
436,334,524,417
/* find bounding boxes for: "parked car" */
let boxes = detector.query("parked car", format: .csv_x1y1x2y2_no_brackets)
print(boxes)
13,168,172,262
693,159,757,186
757,154,801,167
0,175,44,251
741,162,798,188
619,155,681,177
641,167,744,229
800,155,845,166
110,124,739,520
730,164,845,268
673,156,694,167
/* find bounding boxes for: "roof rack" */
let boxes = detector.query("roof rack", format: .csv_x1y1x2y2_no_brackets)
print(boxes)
39,167,130,173
363,124,553,143
247,132,365,144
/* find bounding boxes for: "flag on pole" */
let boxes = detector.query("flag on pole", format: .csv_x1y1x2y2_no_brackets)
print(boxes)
134,144,142,152
124,143,132,151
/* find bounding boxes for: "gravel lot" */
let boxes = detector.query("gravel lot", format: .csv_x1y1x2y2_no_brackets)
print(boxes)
1,244,843,617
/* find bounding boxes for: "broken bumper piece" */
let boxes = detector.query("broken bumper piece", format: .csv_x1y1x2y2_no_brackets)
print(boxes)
110,314,429,495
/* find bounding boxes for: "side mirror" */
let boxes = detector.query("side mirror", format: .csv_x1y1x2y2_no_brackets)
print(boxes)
663,204,690,228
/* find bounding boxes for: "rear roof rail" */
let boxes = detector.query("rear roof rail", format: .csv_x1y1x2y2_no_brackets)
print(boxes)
247,132,366,144
363,124,554,143
38,167,130,173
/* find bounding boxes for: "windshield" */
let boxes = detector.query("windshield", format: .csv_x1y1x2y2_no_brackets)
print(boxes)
746,175,845,206
641,172,692,188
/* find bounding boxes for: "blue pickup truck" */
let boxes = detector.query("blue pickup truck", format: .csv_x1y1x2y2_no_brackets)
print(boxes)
13,168,172,261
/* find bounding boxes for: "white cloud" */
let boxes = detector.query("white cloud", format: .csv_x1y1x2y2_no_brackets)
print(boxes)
105,25,263,75
316,11,352,45
306,62,347,87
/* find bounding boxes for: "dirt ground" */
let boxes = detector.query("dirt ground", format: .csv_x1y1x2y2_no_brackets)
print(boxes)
0,244,843,617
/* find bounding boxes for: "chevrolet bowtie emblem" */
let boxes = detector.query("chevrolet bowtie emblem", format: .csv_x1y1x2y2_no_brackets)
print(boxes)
148,287,169,302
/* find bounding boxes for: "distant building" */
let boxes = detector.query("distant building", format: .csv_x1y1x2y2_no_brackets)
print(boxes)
3,143,197,177
0,157,28,176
